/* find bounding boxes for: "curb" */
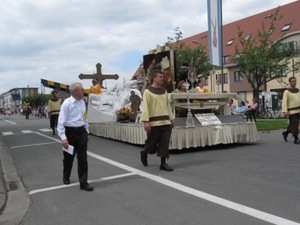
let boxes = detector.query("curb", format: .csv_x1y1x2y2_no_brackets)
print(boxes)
0,136,30,225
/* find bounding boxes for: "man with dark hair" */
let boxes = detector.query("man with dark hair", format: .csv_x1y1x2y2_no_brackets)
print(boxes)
282,77,300,144
140,70,175,171
47,90,61,135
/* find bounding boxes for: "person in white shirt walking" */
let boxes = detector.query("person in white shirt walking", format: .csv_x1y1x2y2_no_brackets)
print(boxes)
57,82,93,191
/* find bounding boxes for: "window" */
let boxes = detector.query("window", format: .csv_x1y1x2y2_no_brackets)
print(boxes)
223,74,228,84
264,14,272,19
217,74,228,84
245,34,251,41
270,65,287,78
204,78,208,86
238,92,245,102
234,71,243,82
267,29,273,35
223,55,230,64
278,41,296,56
281,23,292,32
226,39,234,46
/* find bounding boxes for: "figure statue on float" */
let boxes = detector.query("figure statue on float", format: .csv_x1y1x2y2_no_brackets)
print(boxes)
88,79,142,117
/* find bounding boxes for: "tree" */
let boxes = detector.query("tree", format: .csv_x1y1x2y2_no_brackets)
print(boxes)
164,27,212,82
233,7,300,100
22,93,50,108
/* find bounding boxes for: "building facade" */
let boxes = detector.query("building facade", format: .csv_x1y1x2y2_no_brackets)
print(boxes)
0,87,38,111
141,1,300,104
181,1,300,102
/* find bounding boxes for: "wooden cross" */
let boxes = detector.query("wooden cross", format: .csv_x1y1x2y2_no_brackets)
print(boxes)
78,63,119,87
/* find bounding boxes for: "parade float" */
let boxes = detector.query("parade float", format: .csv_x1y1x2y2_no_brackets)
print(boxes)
41,53,259,150
83,57,258,150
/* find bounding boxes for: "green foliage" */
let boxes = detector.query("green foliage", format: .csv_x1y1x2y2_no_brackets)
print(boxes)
164,27,212,81
255,119,287,131
233,7,300,99
22,94,50,108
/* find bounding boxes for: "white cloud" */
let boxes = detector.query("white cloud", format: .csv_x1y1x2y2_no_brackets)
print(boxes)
0,0,296,95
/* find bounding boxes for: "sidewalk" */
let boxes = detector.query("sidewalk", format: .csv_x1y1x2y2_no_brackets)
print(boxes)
0,153,7,213
0,135,29,224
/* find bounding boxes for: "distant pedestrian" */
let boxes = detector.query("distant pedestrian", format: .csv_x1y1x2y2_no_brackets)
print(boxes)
47,90,61,135
140,70,175,171
44,104,48,118
227,98,236,112
57,82,93,191
282,77,300,144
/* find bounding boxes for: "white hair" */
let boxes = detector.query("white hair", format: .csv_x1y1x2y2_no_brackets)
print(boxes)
69,82,81,93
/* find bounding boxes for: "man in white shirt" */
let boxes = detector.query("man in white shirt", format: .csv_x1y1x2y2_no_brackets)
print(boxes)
57,82,93,191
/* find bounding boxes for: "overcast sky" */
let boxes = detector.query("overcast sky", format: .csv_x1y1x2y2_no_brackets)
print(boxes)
0,0,296,94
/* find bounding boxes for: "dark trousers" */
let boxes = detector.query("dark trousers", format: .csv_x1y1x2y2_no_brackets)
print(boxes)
144,125,172,158
63,126,89,187
50,114,59,129
245,110,256,122
286,113,300,137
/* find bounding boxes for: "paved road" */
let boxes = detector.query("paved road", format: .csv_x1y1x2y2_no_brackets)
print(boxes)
0,114,299,225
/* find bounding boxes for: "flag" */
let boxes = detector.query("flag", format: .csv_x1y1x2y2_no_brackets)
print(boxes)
207,0,222,66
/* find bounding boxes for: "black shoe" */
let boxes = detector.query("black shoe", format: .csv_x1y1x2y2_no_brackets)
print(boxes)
294,139,300,144
80,184,93,191
160,163,173,172
282,132,288,142
63,178,70,185
53,131,55,135
140,151,148,166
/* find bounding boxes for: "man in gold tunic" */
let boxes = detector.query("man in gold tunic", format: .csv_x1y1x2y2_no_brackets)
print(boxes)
47,90,62,135
140,70,175,171
282,77,300,144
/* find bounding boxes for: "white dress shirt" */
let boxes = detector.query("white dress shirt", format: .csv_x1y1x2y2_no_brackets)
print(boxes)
57,96,89,140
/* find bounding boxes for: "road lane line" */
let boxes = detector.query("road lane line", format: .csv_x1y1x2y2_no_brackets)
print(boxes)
10,142,57,149
21,130,34,133
34,132,299,225
29,172,136,195
87,152,300,225
0,117,17,124
39,128,52,132
2,131,14,136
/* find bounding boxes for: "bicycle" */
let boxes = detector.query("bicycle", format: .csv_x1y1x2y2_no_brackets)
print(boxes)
257,105,282,119
257,106,272,119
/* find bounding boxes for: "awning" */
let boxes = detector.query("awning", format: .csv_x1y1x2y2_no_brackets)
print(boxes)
41,79,90,96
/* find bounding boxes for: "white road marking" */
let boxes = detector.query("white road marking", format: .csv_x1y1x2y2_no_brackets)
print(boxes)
0,117,17,124
30,132,300,225
88,152,300,225
2,132,14,136
2,129,54,136
39,128,52,132
10,142,57,149
21,130,34,133
29,172,136,196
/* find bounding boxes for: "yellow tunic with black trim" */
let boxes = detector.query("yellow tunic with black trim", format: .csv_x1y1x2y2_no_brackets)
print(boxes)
141,86,175,127
282,88,300,115
47,98,61,115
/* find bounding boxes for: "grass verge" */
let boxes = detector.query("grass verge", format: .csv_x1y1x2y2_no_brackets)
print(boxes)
255,119,288,131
